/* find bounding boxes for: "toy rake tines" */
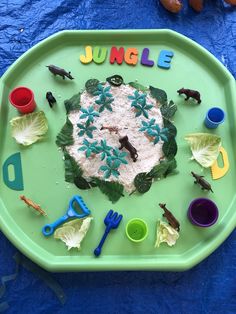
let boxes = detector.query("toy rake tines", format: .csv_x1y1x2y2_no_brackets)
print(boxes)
104,209,122,229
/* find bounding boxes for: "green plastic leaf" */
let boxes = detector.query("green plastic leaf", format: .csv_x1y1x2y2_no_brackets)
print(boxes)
148,159,177,179
106,75,123,86
128,82,148,92
163,118,177,138
56,117,74,147
54,217,93,250
184,133,221,168
134,173,152,193
149,86,167,105
93,178,124,203
163,138,178,160
74,176,91,190
64,151,83,183
155,220,179,248
10,111,48,146
160,100,177,120
85,79,100,95
64,92,81,113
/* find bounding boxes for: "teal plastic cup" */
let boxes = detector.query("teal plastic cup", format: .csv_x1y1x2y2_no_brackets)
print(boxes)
205,107,225,129
126,218,148,243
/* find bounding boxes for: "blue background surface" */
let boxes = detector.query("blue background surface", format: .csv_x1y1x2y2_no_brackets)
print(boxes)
0,0,236,313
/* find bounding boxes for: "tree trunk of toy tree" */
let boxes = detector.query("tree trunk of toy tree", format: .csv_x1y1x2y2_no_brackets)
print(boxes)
224,0,236,4
160,0,235,14
159,0,182,13
189,0,203,12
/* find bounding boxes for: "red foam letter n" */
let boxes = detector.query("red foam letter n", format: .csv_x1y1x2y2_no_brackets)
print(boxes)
110,47,125,65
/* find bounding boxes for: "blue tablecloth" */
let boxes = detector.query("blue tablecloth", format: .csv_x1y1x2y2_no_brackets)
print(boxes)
0,1,236,313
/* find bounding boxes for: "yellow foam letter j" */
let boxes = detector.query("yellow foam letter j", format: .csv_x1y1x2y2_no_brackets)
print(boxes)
80,46,93,64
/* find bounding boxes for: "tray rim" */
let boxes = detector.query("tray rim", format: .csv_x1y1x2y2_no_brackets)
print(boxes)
0,29,235,272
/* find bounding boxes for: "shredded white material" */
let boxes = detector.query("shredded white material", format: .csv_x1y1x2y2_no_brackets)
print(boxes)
66,84,164,193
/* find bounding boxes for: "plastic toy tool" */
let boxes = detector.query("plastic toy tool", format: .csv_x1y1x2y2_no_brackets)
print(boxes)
2,152,24,191
94,210,123,257
211,147,229,179
42,195,91,236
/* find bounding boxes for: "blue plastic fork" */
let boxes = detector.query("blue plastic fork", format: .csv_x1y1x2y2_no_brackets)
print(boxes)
94,209,123,257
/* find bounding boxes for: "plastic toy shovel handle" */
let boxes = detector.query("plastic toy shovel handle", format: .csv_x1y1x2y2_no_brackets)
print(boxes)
42,214,69,236
94,229,110,257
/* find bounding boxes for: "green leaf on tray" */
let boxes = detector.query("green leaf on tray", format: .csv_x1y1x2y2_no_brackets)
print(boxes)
56,117,74,147
64,92,81,113
148,159,177,179
162,138,178,160
64,151,83,183
134,173,153,193
149,86,167,105
163,118,177,138
85,79,100,95
128,81,148,92
74,176,91,190
92,178,124,203
160,100,177,120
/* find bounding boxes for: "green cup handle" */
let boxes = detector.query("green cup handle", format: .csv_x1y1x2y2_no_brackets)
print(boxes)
2,152,24,191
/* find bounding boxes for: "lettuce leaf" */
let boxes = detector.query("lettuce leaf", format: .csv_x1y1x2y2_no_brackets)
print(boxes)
54,217,93,250
10,111,48,146
185,133,221,168
155,220,179,248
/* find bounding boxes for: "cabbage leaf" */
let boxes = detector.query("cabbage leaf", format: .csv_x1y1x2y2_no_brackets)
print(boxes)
185,133,221,168
54,217,93,250
155,220,179,248
10,111,48,146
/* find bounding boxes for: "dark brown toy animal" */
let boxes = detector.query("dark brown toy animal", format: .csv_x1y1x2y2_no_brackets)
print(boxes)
159,203,180,231
47,65,74,80
119,135,138,162
46,91,56,108
177,88,201,104
191,171,213,192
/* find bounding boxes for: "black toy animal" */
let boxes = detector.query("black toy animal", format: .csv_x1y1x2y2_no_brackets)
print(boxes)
159,203,180,231
46,91,56,108
191,171,213,192
47,65,74,80
119,135,138,162
177,88,201,104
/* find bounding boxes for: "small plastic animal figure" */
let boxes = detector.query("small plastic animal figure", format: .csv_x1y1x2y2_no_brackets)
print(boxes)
101,125,119,134
177,88,201,104
191,171,213,192
119,135,138,162
20,195,47,216
159,203,180,231
47,65,74,80
46,91,56,108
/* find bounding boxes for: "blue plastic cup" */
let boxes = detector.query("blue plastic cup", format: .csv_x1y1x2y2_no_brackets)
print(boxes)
205,107,225,129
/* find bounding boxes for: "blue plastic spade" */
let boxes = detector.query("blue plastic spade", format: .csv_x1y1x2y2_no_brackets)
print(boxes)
42,195,91,236
94,209,123,257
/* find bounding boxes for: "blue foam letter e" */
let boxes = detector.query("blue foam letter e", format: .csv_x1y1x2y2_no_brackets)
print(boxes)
158,50,174,69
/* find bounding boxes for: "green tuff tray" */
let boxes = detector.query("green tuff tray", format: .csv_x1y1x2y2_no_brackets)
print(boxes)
0,30,235,271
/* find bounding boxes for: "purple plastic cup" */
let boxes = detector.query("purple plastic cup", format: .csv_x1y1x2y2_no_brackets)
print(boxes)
187,198,219,227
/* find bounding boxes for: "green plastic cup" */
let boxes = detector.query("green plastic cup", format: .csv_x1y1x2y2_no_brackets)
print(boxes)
126,218,148,243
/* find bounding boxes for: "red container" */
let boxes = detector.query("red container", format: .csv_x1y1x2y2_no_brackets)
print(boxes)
9,86,36,113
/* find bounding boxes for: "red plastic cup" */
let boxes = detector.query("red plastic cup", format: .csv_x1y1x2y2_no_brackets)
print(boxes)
9,86,36,113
